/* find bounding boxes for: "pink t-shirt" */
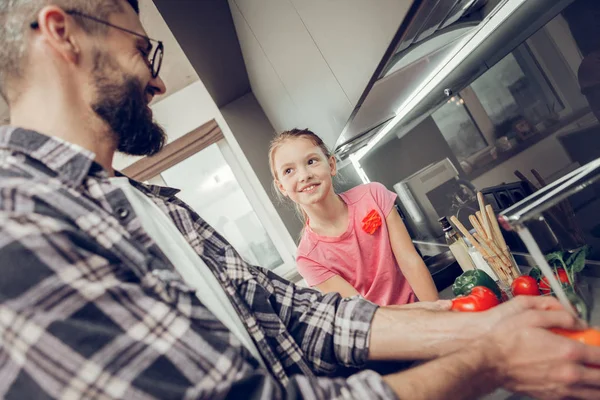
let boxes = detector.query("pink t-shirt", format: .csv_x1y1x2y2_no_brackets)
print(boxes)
296,182,417,306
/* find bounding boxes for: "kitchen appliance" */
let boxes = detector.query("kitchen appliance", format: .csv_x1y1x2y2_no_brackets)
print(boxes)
393,158,477,239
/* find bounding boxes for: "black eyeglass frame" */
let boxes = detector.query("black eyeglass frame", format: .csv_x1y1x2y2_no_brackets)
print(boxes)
31,10,164,78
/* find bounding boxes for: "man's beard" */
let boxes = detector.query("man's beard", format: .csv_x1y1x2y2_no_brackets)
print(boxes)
91,52,166,157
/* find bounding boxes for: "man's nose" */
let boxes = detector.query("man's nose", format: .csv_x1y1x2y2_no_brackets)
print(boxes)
149,74,167,96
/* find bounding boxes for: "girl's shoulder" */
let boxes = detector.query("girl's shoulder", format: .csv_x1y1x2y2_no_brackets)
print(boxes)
296,229,319,257
340,182,390,205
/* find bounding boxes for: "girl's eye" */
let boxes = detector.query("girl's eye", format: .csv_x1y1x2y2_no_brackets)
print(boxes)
308,158,317,165
284,168,292,175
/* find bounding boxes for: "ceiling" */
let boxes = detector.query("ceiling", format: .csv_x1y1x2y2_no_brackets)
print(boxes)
0,0,218,125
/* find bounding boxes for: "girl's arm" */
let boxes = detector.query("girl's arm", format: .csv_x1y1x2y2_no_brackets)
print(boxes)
316,275,360,298
386,209,439,301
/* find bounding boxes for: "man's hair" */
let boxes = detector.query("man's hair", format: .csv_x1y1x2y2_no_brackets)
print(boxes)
0,0,139,100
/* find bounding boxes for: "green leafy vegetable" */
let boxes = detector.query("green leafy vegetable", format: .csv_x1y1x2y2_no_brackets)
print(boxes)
531,246,589,294
529,267,542,280
545,251,567,269
565,246,589,274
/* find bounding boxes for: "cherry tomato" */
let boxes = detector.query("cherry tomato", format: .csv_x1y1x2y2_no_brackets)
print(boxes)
451,286,500,312
511,275,541,296
539,268,570,294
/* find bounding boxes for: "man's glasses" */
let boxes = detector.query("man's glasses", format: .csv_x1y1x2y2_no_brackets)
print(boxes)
31,10,164,78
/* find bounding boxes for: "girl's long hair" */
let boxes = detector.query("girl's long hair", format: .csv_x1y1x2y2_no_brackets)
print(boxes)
268,128,332,228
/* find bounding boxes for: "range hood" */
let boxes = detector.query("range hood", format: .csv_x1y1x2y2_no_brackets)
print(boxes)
335,0,576,162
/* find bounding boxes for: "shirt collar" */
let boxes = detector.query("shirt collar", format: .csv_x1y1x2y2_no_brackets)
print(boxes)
0,125,100,186
119,172,181,198
0,126,180,198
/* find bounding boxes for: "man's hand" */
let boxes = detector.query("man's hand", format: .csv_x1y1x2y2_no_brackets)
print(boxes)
483,295,569,328
380,297,600,400
484,304,600,399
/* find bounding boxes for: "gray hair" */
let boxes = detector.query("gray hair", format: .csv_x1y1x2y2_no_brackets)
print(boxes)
0,0,139,100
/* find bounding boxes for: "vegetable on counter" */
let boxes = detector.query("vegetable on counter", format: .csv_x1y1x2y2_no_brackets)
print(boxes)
551,328,600,368
453,269,502,300
451,286,500,312
529,246,590,292
551,328,600,347
511,275,541,296
538,268,570,295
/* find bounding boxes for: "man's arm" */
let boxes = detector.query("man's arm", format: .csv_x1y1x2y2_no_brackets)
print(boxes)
383,341,499,400
382,306,600,400
0,213,399,400
367,294,578,361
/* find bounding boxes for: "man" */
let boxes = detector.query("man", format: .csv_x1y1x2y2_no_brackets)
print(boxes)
0,1,599,399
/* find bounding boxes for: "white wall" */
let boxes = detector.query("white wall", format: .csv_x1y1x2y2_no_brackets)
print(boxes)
221,92,305,239
228,0,411,148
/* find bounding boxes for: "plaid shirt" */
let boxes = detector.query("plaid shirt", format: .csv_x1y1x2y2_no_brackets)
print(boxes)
0,126,396,400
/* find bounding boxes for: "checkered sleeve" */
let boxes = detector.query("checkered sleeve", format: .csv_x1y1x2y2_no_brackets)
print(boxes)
0,213,156,399
250,265,380,371
0,214,397,400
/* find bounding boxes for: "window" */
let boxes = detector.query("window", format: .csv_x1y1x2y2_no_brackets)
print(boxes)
159,143,285,270
125,119,296,277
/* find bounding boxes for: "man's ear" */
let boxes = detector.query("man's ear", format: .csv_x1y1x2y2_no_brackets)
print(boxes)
35,6,81,64
329,155,338,177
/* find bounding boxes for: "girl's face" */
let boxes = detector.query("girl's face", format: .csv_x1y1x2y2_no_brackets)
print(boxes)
273,137,337,207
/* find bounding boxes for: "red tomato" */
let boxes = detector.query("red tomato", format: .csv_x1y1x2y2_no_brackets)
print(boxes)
539,268,570,294
451,286,500,312
511,275,541,296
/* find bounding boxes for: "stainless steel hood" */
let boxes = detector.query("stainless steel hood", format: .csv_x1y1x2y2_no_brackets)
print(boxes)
335,0,576,161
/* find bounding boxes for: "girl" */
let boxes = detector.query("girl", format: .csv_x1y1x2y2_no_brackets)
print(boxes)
268,128,439,306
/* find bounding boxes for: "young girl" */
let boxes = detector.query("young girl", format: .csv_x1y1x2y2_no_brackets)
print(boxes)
268,128,439,306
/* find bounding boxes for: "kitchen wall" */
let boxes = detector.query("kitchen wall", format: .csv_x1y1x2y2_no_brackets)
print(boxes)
228,0,412,148
221,92,304,238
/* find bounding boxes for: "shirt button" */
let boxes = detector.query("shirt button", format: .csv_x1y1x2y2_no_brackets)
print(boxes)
116,207,130,219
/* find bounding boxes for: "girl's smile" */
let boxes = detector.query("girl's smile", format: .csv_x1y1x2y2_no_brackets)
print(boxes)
299,183,320,193
272,137,336,206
